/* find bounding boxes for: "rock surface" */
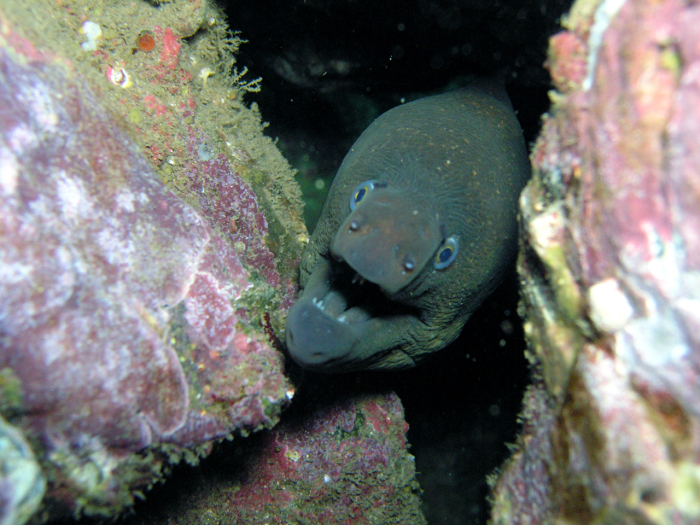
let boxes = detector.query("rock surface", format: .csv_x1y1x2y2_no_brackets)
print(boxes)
0,17,293,520
0,1,426,523
121,388,425,525
491,0,700,522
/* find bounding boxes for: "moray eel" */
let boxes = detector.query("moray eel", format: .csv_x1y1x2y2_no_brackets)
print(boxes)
285,80,530,372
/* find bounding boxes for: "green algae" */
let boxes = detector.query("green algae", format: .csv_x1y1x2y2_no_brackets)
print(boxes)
0,368,23,421
0,1,303,521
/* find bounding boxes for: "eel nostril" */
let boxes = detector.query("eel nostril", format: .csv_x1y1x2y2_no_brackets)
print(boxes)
349,220,359,232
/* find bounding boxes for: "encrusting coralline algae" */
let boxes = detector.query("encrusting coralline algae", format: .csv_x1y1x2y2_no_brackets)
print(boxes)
0,1,425,522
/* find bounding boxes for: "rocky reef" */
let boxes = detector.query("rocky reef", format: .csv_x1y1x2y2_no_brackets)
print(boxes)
0,5,295,521
120,386,424,525
5,0,700,522
0,0,423,523
491,0,700,522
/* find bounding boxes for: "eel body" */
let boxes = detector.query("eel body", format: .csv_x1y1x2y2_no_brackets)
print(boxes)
285,81,530,372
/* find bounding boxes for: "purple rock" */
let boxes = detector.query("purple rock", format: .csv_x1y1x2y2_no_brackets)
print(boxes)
0,26,291,519
118,390,426,525
229,392,424,524
184,137,280,289
492,0,700,522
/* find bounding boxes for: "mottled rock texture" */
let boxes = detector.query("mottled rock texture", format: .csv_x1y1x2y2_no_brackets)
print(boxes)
0,1,427,523
121,389,426,525
223,391,424,525
491,0,700,523
0,6,300,521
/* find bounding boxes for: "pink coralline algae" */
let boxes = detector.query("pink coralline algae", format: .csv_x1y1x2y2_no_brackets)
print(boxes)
491,0,700,523
227,392,423,524
157,26,182,70
0,27,290,520
185,139,280,288
133,390,426,525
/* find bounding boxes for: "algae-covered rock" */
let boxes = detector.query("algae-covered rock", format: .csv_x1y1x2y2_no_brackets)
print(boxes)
491,0,700,522
121,389,426,525
0,0,429,522
0,0,308,520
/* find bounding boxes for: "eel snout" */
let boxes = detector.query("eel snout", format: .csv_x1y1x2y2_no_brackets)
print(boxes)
331,189,442,295
287,189,445,370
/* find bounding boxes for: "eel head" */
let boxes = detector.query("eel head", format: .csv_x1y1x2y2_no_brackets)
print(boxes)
285,181,452,372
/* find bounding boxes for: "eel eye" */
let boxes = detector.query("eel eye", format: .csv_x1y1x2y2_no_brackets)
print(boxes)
350,180,377,210
434,236,458,269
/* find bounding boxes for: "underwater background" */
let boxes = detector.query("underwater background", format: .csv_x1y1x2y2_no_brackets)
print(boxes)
3,0,700,524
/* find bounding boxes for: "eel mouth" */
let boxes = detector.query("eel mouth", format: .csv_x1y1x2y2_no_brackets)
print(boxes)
285,256,418,372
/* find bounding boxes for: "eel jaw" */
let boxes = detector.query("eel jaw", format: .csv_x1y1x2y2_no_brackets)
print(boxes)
285,294,370,370
285,257,372,371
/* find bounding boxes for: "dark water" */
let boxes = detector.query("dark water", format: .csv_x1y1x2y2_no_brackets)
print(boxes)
224,0,571,229
385,274,529,524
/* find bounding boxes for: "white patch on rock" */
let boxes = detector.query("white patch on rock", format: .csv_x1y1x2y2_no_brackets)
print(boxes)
583,0,628,91
619,305,688,367
7,123,37,155
97,228,133,265
0,261,33,286
0,147,19,195
116,191,136,213
137,191,150,205
588,278,634,332
28,85,58,132
80,21,102,52
56,172,89,221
